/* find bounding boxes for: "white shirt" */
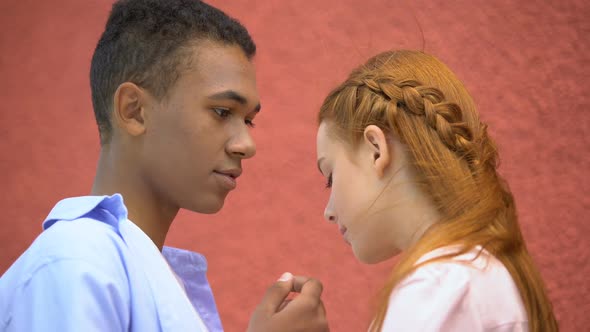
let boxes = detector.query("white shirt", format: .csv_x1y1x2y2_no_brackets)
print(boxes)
0,194,216,331
381,246,528,331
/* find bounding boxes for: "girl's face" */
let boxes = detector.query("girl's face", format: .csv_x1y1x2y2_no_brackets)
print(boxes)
316,122,440,264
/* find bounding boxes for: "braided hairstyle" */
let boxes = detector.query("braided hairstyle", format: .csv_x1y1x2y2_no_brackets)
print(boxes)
318,50,557,331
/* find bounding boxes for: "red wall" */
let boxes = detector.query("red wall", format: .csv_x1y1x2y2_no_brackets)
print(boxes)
1,0,588,330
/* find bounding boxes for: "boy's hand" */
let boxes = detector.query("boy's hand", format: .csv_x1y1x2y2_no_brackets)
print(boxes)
247,272,329,332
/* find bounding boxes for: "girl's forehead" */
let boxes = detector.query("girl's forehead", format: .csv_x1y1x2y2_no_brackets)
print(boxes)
318,126,355,164
316,123,339,154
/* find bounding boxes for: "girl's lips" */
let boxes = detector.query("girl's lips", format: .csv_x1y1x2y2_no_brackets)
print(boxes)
339,225,347,235
338,225,350,244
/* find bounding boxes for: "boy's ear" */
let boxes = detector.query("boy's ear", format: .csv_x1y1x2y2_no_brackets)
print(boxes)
112,82,147,138
363,125,391,178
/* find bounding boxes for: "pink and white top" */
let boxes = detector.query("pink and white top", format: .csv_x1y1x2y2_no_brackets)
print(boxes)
380,246,528,331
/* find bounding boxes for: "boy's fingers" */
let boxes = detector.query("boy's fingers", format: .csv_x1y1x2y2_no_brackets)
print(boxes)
291,276,323,295
277,298,292,312
259,272,294,313
319,300,327,317
291,275,312,293
300,278,324,299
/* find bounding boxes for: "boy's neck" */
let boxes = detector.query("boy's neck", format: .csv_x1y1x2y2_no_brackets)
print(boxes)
91,146,179,251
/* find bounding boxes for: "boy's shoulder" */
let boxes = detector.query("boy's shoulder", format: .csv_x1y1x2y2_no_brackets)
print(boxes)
0,195,137,330
1,194,131,288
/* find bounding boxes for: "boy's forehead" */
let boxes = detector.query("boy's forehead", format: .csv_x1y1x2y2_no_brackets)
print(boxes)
188,40,255,77
175,42,259,104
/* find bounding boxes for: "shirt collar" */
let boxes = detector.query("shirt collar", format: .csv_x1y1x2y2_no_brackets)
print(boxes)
42,194,209,273
43,194,128,230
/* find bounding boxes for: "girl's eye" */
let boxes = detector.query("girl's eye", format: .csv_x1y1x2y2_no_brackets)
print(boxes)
213,108,231,118
325,173,332,189
245,119,256,128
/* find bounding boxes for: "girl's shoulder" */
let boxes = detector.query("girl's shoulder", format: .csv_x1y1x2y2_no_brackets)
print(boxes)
382,246,528,331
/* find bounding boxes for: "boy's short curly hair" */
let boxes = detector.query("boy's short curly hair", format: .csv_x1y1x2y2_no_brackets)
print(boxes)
90,0,256,144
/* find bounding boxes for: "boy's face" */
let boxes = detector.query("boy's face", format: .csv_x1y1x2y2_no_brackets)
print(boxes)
141,40,260,214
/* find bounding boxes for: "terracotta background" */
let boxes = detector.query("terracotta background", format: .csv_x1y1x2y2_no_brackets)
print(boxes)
1,0,588,330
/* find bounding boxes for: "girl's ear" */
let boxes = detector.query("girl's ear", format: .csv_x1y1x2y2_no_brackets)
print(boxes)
363,125,391,178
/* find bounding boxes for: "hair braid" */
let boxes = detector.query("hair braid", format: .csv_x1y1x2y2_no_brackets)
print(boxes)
353,74,489,172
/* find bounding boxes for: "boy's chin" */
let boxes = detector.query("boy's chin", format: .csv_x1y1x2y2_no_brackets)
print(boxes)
185,196,226,214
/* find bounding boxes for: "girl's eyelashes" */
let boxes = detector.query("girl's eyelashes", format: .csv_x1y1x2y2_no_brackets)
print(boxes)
245,119,256,128
326,173,332,189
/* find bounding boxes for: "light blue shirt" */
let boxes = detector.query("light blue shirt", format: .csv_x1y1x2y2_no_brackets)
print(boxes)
0,194,223,331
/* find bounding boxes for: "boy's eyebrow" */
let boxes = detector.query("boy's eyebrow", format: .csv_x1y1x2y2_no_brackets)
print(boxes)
207,90,261,112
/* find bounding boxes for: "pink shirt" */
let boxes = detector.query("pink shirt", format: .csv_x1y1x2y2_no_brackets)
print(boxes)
381,247,528,331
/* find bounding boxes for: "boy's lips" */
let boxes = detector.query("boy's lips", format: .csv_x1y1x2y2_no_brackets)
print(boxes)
213,168,242,190
214,168,242,178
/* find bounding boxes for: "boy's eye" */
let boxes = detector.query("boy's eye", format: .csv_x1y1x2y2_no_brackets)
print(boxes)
213,108,231,118
325,173,332,189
